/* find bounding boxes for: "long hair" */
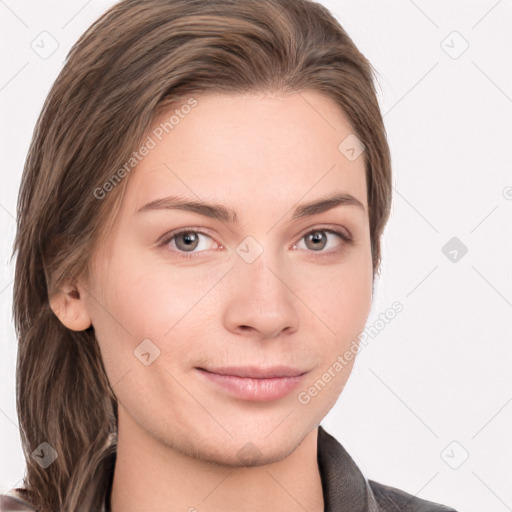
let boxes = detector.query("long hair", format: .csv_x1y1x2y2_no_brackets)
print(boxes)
11,0,392,509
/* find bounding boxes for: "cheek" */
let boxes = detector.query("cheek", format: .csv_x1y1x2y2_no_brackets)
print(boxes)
298,254,373,343
294,260,372,415
88,252,221,378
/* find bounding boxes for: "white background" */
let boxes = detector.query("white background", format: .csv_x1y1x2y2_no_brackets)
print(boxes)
1,1,511,511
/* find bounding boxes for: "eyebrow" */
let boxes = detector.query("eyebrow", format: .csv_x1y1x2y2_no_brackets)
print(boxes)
136,192,365,223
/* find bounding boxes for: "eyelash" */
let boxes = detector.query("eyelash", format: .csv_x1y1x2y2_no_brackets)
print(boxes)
158,226,354,260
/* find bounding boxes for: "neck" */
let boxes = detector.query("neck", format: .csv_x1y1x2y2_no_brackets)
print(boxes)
110,407,324,512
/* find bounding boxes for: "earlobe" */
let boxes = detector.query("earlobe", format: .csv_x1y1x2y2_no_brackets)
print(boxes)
49,285,92,331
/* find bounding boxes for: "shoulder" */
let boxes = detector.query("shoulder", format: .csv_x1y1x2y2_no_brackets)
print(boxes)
0,493,36,511
368,479,458,512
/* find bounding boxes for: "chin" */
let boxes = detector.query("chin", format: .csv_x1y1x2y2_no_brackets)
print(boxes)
175,420,314,468
195,436,302,468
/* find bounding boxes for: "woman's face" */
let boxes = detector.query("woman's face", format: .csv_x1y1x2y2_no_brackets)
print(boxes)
81,91,373,465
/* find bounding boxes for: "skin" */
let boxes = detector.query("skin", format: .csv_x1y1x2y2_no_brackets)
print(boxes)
51,90,373,512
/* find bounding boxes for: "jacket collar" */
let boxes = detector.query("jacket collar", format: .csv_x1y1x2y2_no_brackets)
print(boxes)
317,425,379,512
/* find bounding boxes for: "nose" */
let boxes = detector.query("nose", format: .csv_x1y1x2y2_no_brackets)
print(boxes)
222,250,300,339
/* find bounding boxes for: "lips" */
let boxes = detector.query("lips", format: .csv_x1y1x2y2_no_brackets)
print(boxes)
195,366,309,401
196,366,307,379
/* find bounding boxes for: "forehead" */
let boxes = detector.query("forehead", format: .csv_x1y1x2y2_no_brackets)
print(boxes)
125,91,367,215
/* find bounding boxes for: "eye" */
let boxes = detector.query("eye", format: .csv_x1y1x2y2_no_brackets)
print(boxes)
160,228,220,258
293,228,353,254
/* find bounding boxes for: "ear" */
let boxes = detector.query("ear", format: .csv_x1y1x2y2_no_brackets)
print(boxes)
49,283,92,331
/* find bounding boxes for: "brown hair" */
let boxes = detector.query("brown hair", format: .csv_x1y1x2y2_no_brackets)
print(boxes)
11,0,391,509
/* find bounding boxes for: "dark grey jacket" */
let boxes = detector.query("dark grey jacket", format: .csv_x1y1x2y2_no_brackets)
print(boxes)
316,426,458,511
0,425,458,511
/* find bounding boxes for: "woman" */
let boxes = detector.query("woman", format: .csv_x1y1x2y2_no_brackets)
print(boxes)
3,0,457,510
